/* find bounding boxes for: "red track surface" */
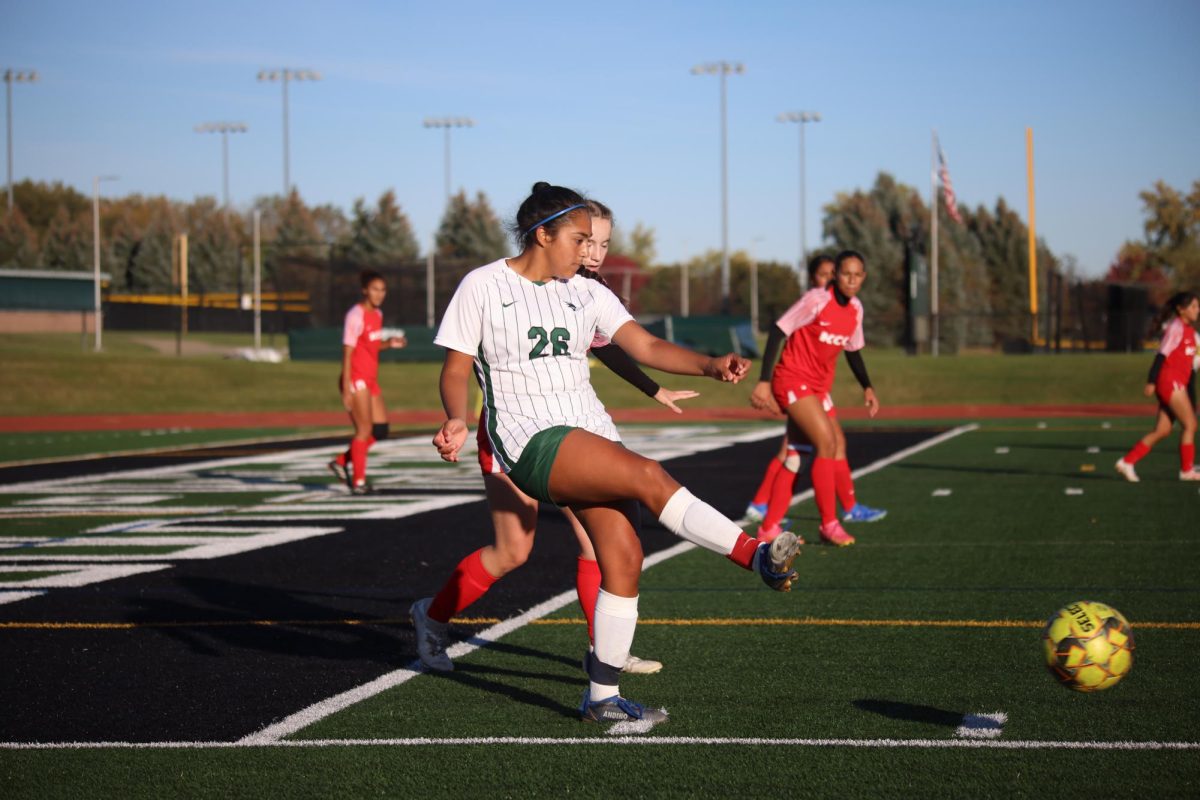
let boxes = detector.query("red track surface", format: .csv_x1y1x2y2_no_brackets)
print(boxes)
0,403,1151,433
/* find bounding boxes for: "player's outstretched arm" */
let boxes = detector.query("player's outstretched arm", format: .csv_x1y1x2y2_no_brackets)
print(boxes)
591,342,699,414
611,321,749,383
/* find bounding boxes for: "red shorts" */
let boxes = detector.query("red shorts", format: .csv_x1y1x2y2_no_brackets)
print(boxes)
1156,376,1187,409
348,373,381,397
772,379,835,417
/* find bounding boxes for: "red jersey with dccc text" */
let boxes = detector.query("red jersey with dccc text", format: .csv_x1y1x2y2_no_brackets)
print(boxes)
343,303,384,382
773,286,865,394
1157,316,1198,390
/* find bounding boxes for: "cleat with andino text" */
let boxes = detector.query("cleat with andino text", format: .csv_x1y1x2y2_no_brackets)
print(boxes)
580,692,668,727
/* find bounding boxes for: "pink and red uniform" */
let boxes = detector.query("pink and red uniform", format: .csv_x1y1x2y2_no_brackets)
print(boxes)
1153,317,1197,407
343,303,384,396
771,285,864,412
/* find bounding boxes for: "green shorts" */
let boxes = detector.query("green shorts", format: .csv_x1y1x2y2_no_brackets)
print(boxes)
507,426,574,505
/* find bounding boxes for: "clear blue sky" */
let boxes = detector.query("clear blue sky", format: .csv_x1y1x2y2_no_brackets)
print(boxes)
4,0,1198,276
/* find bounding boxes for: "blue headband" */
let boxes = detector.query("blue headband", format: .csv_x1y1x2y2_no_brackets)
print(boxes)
523,203,587,237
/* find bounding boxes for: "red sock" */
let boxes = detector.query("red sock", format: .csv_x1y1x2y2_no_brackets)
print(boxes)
427,548,498,623
576,557,602,644
752,459,784,506
350,438,369,484
811,457,837,526
1123,441,1151,465
762,465,798,528
1181,443,1195,473
335,451,347,467
726,532,760,570
834,459,856,512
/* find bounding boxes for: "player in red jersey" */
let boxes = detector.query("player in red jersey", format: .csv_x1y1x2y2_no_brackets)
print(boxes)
749,250,882,546
1116,291,1200,482
413,200,697,676
327,271,406,494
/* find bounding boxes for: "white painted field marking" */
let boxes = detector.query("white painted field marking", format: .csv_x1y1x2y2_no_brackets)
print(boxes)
1065,488,1084,496
956,712,1007,739
0,564,169,588
1101,422,1112,429
994,447,1009,454
2,736,1198,751
17,495,179,506
1036,422,1047,429
607,717,664,736
1087,446,1100,454
0,590,47,605
241,425,978,745
0,526,342,563
932,489,952,497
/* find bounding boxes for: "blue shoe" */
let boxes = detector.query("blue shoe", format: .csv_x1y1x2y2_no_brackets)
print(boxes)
580,691,669,726
744,502,768,522
843,503,887,523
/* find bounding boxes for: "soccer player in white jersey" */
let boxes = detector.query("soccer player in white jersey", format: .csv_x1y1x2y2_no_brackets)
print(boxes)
413,199,694,677
412,182,801,728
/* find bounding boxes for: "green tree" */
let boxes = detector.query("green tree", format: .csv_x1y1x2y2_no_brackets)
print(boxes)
0,207,41,268
1132,179,1200,288
611,222,658,268
11,180,89,235
435,191,508,263
341,190,420,266
40,206,91,271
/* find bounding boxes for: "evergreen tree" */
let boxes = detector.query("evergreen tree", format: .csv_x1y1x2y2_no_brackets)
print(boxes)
342,190,420,266
435,191,508,263
40,206,91,271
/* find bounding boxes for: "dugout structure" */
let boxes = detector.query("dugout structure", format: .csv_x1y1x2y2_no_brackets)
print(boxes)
0,268,108,337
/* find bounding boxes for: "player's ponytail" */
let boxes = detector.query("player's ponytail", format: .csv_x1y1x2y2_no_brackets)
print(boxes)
1151,291,1198,333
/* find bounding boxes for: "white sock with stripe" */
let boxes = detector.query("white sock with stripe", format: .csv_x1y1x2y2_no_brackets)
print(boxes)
657,487,740,556
589,589,638,701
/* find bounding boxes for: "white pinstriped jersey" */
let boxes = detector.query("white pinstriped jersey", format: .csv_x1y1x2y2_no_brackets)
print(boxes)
434,259,634,470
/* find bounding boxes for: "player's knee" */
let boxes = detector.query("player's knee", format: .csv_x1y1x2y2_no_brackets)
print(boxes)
492,541,533,574
783,452,802,472
372,422,389,441
632,458,675,504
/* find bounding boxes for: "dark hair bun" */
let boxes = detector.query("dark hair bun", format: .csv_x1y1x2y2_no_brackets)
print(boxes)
531,181,552,193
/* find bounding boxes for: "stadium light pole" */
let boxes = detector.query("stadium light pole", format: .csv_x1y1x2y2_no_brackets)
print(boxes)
423,117,475,207
257,69,320,196
4,68,38,216
691,61,743,314
92,174,119,353
777,110,820,273
194,122,247,208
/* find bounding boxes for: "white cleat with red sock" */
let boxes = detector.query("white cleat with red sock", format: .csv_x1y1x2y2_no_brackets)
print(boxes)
1180,470,1200,481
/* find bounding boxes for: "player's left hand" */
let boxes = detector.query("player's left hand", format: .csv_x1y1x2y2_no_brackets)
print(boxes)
654,388,700,414
705,354,751,383
863,387,880,418
433,418,468,462
388,336,407,349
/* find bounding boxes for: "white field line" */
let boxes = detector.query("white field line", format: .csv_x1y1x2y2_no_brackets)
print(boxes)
0,527,342,562
238,425,974,746
0,590,47,605
237,540,697,745
2,736,1197,751
0,564,170,588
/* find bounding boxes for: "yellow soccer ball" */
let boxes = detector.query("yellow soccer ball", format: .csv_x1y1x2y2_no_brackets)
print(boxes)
1042,601,1134,692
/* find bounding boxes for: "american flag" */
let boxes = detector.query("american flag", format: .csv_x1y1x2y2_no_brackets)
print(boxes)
936,137,963,224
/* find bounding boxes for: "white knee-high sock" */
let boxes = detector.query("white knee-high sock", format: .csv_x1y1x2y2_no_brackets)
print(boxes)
589,589,638,701
657,487,741,556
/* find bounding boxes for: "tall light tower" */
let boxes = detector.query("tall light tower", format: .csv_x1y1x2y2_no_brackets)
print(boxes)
92,174,119,352
691,61,744,313
4,68,38,216
423,117,475,207
777,110,820,272
256,68,320,196
194,122,247,208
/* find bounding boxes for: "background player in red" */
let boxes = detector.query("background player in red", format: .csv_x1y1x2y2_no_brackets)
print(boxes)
1116,291,1200,482
327,270,406,494
750,250,883,546
412,200,696,676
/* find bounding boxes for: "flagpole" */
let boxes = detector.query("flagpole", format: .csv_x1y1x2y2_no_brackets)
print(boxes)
1025,127,1038,347
930,129,939,357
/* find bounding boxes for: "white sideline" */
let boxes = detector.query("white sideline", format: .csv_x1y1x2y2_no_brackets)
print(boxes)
2,736,1197,751
238,424,977,745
